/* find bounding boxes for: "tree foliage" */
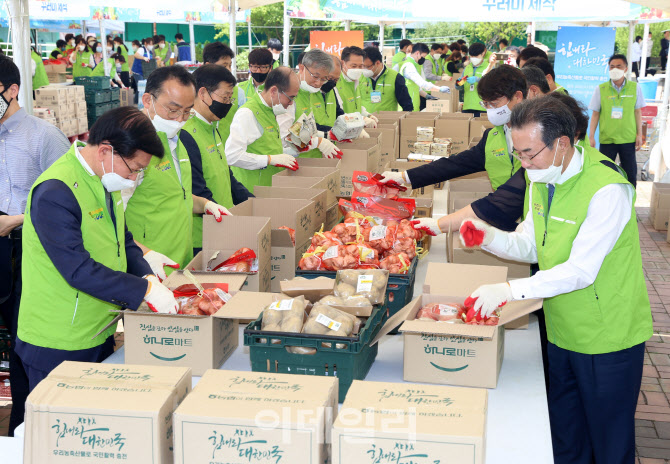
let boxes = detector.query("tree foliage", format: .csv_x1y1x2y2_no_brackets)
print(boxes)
410,21,526,48
614,21,670,58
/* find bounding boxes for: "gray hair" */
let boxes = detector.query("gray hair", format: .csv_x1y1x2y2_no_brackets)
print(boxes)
303,49,334,73
510,96,577,147
521,66,551,94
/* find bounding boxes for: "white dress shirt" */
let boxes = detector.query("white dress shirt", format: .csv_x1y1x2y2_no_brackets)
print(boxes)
631,41,642,63
482,145,634,300
400,61,435,91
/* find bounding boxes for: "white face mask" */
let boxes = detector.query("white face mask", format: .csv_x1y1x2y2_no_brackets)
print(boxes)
146,45,154,51
300,72,321,93
526,141,564,184
609,68,625,81
150,98,186,139
346,68,364,81
271,91,289,115
361,69,374,79
486,102,512,126
272,52,281,60
132,46,138,52
470,56,483,66
106,46,112,52
78,45,85,52
159,43,165,49
433,53,441,60
101,149,137,192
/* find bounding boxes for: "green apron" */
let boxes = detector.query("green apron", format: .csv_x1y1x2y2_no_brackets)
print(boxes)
359,67,402,113
399,56,423,111
462,63,486,112
31,51,49,90
336,76,362,114
72,50,93,78
598,79,638,144
294,88,324,159
484,127,521,190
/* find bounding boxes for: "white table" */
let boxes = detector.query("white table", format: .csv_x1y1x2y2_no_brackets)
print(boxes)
3,188,554,463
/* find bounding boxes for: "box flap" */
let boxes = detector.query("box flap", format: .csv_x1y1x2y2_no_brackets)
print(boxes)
163,271,247,291
280,276,335,302
254,186,326,202
423,262,508,296
271,229,294,247
202,215,271,252
370,297,421,346
212,291,277,320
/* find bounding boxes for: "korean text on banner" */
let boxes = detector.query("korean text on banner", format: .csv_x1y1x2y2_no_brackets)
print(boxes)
309,31,364,57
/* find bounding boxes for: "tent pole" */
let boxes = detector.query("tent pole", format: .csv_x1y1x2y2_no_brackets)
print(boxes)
627,21,635,81
531,21,536,45
379,21,384,49
8,0,32,113
402,22,406,40
229,0,237,75
189,20,196,63
344,20,351,32
100,20,109,77
283,4,290,66
658,65,670,150
248,16,252,53
641,23,650,79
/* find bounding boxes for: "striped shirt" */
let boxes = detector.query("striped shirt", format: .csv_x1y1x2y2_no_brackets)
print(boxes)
0,108,70,215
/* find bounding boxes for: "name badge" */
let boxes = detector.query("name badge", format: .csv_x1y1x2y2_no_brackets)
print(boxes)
470,84,475,92
371,91,382,103
611,106,624,120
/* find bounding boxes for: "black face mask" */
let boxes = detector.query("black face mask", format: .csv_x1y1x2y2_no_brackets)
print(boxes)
440,54,447,60
320,80,337,93
251,71,268,84
417,57,426,65
208,94,232,119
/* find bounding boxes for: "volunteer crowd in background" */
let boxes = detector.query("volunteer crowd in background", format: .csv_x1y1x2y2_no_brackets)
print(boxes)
0,30,654,464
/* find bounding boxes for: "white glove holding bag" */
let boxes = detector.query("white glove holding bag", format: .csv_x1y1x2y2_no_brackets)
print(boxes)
143,275,178,314
378,170,409,186
318,138,343,159
469,283,512,318
143,250,179,282
204,201,232,223
363,116,378,128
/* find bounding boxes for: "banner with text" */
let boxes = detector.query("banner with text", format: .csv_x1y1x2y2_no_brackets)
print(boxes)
310,31,364,57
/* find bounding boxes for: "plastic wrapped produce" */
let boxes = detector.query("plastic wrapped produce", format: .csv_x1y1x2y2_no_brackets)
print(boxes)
334,269,388,304
415,303,465,322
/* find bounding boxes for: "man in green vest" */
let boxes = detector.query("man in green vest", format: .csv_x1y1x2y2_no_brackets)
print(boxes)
423,43,446,84
30,48,49,90
460,42,497,117
225,66,300,193
337,46,379,128
268,38,283,69
125,66,231,280
360,46,414,113
178,64,252,253
379,65,526,192
589,54,645,189
461,96,652,464
275,49,344,159
391,39,412,69
16,106,181,390
523,57,568,94
397,42,450,111
238,48,272,106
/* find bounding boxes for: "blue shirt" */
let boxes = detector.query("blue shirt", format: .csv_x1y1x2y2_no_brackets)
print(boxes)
177,42,192,62
0,108,70,215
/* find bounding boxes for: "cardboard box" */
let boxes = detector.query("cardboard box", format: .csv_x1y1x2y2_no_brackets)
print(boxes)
426,98,452,114
187,215,272,292
435,113,473,154
373,110,408,120
254,186,328,230
34,86,68,105
384,160,439,196
399,136,417,159
75,100,87,116
370,263,542,388
335,138,381,197
230,198,317,292
650,182,670,230
77,117,88,134
24,362,191,464
400,113,439,138
294,157,341,170
72,85,85,100
50,103,69,120
32,107,53,119
46,72,67,84
326,202,342,229
450,232,531,279
173,370,338,464
273,166,340,207
377,121,399,158
470,118,494,138
446,177,493,214
332,380,487,464
366,126,396,171
120,88,135,107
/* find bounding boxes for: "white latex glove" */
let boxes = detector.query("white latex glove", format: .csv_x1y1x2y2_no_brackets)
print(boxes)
204,201,232,223
439,86,451,93
468,283,512,318
378,170,409,186
143,250,179,282
363,116,378,129
269,154,299,171
143,275,178,314
369,114,379,124
358,129,370,139
459,218,495,248
409,218,443,236
318,138,343,159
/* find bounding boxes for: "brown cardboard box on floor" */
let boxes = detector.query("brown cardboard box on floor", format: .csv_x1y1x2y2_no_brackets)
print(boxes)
650,182,670,230
186,215,272,292
173,369,338,464
254,186,328,231
332,380,487,464
334,138,381,197
24,362,192,464
435,113,473,154
272,166,340,207
370,263,542,388
400,112,440,138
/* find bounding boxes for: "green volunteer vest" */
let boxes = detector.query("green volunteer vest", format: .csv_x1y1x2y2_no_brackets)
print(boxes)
391,51,406,68
239,78,264,103
484,127,521,191
426,54,440,83
72,50,92,77
51,48,63,60
155,44,170,63
230,97,285,193
336,77,362,113
399,56,423,111
462,63,486,111
272,60,280,70
19,144,128,350
216,84,240,162
31,51,49,90
359,67,401,113
90,57,117,79
117,45,130,72
294,88,324,159
313,90,337,128
531,147,652,354
125,132,193,272
598,79,638,145
178,115,234,249
553,85,568,94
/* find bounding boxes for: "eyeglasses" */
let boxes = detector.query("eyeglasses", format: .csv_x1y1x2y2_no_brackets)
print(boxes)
510,143,549,164
108,146,146,174
249,64,271,72
281,90,297,102
479,98,508,110
208,90,235,105
303,65,329,83
151,95,194,121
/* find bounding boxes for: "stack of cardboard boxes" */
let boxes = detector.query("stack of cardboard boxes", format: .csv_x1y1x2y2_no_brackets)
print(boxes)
120,88,135,107
650,182,670,231
34,85,87,137
43,62,68,84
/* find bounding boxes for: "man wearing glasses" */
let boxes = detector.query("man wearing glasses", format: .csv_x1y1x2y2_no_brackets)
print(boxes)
16,107,180,390
125,66,231,280
238,48,274,106
178,64,252,254
379,65,527,194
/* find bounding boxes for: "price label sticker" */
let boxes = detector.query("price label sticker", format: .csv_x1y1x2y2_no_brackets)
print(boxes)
215,288,232,303
323,245,339,260
316,313,342,331
357,274,374,293
369,225,387,241
438,304,459,317
269,299,295,311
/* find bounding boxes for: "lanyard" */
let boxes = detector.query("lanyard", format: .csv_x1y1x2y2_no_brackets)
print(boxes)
372,69,387,95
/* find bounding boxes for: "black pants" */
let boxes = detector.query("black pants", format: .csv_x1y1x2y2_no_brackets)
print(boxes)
119,71,131,88
462,109,483,118
632,61,640,79
599,142,637,189
0,236,29,437
662,55,667,71
419,95,427,111
548,342,644,464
